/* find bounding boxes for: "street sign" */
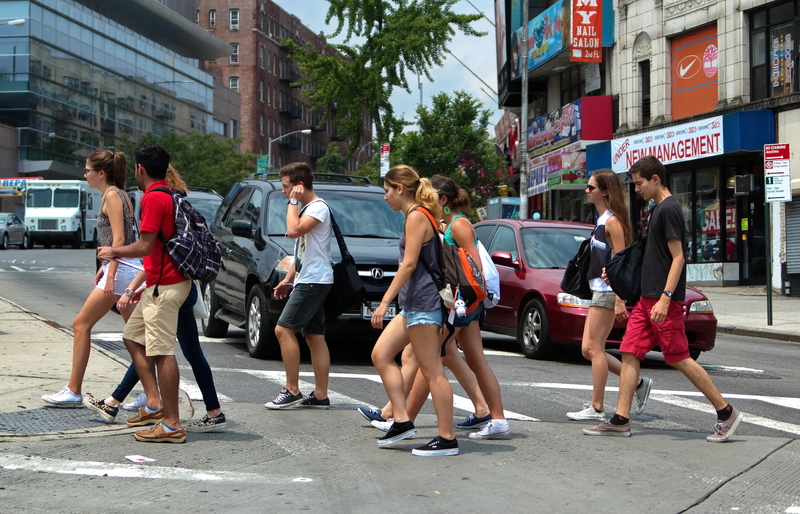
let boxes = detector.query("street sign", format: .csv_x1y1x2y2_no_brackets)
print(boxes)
764,143,792,203
380,143,390,178
256,155,269,174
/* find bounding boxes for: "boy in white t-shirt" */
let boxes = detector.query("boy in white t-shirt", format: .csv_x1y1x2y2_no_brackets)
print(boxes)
266,162,334,410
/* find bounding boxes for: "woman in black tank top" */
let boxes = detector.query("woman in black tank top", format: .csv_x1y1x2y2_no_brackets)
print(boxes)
369,164,459,456
566,169,653,423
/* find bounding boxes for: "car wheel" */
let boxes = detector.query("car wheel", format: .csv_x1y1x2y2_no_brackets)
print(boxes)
0,233,8,250
20,233,29,250
517,297,554,359
690,349,701,361
246,286,279,359
201,281,228,338
71,230,82,249
85,229,97,249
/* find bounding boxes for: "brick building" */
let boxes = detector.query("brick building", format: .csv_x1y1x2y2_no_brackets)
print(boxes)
197,0,373,172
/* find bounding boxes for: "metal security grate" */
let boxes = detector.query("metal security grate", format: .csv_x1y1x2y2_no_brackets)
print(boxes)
93,339,125,351
0,407,118,435
38,219,57,230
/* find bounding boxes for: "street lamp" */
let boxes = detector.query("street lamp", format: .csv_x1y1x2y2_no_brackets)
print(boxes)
267,129,312,172
0,19,26,26
356,140,375,162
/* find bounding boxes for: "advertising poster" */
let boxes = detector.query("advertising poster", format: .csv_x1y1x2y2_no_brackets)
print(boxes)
510,26,524,80
496,0,508,75
510,0,523,31
527,99,583,157
771,23,795,97
528,0,566,70
0,178,40,196
570,0,602,62
671,24,719,120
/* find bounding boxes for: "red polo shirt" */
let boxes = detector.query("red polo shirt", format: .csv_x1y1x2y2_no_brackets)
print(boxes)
140,181,186,286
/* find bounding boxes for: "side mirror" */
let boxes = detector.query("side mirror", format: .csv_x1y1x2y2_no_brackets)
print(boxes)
231,219,254,238
491,251,520,269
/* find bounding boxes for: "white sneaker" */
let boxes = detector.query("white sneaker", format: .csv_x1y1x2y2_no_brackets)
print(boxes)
122,393,147,411
371,418,394,432
567,403,605,421
42,385,83,407
469,419,511,440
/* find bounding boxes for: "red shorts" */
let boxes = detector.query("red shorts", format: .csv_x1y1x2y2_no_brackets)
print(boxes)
619,297,690,364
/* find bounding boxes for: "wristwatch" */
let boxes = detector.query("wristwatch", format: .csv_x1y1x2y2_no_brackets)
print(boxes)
662,290,673,298
124,288,135,297
289,198,298,205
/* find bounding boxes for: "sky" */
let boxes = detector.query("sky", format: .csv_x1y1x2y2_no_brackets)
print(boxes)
272,0,505,133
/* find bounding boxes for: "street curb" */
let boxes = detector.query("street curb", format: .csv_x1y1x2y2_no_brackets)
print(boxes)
716,324,800,343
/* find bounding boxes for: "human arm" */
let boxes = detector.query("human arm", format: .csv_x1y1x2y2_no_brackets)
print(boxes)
371,210,433,329
116,270,148,313
97,231,156,260
101,191,127,301
605,216,629,322
284,185,322,238
649,237,684,323
273,261,296,299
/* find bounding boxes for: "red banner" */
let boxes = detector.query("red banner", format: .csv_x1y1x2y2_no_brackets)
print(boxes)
570,0,602,62
702,205,736,235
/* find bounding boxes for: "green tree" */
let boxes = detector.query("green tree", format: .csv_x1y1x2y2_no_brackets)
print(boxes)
394,90,510,207
316,141,348,173
287,1,484,153
116,131,255,196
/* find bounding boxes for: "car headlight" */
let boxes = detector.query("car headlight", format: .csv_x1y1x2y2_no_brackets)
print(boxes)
557,292,591,308
689,300,713,313
276,255,295,273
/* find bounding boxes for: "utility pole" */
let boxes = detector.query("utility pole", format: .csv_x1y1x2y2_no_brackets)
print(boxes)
519,0,529,219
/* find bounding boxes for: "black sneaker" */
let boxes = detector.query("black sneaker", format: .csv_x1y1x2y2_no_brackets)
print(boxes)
300,393,330,409
412,436,459,456
185,413,227,433
82,395,118,423
377,420,417,447
265,388,303,410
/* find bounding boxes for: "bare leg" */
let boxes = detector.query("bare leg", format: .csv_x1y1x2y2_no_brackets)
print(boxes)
409,325,454,440
380,345,418,419
442,337,490,417
405,367,430,420
670,358,727,410
275,325,301,395
124,339,161,410
371,315,411,423
456,322,505,419
153,355,181,428
68,288,120,394
304,333,330,399
581,306,620,411
615,352,640,418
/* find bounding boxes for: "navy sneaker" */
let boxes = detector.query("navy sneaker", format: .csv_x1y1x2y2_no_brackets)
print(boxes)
265,388,303,409
412,436,459,456
300,393,330,409
456,413,491,429
357,406,387,423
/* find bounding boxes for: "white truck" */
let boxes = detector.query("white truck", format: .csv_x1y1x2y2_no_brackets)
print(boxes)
24,180,101,249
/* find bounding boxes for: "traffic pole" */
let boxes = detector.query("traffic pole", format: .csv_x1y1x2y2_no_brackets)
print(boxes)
765,201,772,325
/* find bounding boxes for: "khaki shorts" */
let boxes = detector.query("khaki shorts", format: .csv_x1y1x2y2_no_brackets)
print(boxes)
590,291,618,311
122,280,191,356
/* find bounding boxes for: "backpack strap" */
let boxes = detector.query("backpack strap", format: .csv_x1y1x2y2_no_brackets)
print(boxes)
146,186,176,298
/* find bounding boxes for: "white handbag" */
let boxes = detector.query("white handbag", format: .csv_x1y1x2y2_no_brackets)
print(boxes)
477,241,501,308
192,281,210,319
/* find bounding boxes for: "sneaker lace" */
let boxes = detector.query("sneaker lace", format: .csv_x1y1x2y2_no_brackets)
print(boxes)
713,422,727,434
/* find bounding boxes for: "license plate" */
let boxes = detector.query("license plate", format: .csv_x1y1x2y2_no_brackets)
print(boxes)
362,301,397,320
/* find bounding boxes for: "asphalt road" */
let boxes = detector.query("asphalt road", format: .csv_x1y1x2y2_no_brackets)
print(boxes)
2,247,800,440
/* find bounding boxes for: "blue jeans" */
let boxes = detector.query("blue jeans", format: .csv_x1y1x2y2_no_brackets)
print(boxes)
112,283,221,412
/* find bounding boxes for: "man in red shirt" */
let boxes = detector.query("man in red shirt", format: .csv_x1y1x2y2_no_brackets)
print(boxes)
98,144,191,443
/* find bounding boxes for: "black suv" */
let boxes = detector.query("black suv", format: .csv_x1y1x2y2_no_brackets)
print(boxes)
202,174,404,358
127,186,223,225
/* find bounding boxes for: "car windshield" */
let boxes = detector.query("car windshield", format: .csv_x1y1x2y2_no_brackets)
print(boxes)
26,188,52,207
0,214,7,224
266,190,404,238
53,189,79,208
187,196,221,223
520,226,592,269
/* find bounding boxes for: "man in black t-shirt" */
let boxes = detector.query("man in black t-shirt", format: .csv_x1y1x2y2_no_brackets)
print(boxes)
584,156,743,442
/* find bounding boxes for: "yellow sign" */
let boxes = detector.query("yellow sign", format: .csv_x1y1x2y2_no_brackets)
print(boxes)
741,218,749,231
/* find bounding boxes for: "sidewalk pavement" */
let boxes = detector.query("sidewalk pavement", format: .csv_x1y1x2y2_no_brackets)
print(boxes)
1,294,800,512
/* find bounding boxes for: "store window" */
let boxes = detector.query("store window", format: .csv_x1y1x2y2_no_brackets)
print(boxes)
695,169,721,262
670,172,694,260
750,1,796,100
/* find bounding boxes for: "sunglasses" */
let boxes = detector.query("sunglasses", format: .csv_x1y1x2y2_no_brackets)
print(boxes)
585,184,597,191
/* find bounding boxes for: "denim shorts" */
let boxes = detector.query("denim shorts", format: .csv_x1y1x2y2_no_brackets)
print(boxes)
276,283,333,336
452,303,485,328
400,308,443,328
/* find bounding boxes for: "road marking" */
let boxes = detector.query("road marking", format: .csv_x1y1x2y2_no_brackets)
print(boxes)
178,378,234,404
9,266,25,272
702,364,764,374
0,454,305,484
233,369,538,421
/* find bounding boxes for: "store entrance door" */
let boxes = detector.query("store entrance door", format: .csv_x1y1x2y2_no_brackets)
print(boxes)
737,194,767,285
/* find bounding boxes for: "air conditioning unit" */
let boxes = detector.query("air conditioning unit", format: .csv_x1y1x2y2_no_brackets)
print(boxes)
734,174,754,196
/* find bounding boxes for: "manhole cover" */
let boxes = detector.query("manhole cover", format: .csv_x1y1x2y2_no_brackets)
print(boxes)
706,371,780,379
93,339,125,351
0,407,131,435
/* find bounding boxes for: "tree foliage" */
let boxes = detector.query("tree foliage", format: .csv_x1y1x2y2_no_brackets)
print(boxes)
316,142,348,173
393,91,511,208
288,0,484,153
116,131,255,197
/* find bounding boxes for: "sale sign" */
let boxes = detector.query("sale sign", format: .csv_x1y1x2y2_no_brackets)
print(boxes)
570,0,602,62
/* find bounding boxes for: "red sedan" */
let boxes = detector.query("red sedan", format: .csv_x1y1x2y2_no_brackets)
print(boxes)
474,219,717,360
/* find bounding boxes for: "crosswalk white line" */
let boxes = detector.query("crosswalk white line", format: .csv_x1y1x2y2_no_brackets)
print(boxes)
178,378,234,404
9,266,25,272
0,454,305,484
